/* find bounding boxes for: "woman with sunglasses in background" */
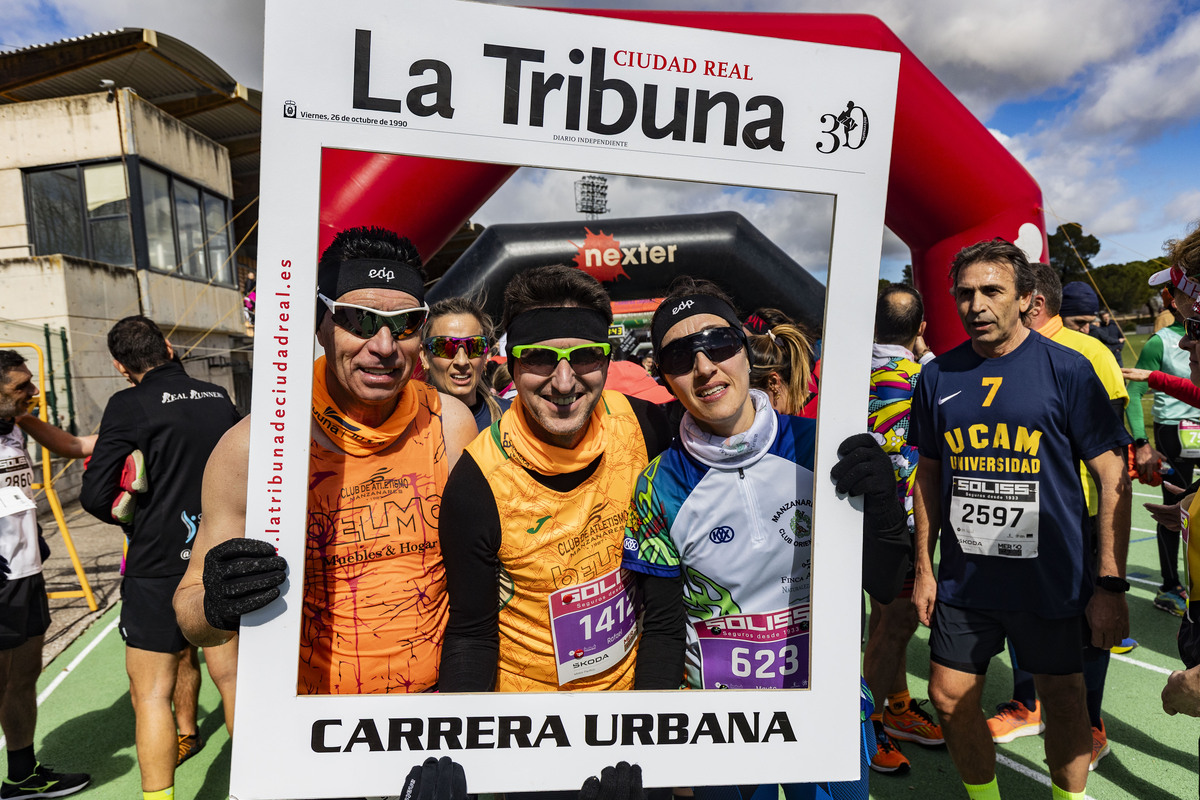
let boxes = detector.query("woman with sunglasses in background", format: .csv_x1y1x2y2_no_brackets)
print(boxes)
420,297,510,433
622,277,911,800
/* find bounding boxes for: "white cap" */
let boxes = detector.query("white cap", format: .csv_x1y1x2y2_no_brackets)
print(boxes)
1148,264,1200,303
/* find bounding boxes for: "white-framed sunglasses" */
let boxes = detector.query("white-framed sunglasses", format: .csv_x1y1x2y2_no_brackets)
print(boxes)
318,293,429,339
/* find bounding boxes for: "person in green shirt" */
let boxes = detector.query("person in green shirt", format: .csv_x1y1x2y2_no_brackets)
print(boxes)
1127,301,1196,616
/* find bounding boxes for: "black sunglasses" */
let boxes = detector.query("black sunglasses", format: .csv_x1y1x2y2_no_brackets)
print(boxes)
656,327,746,375
1186,317,1200,341
319,293,428,340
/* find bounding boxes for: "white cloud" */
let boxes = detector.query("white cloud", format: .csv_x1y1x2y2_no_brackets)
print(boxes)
491,0,1172,118
1074,12,1200,139
2,0,265,85
991,124,1143,239
1165,190,1200,228
978,6,1200,261
7,0,1192,273
4,0,1184,124
860,0,1170,118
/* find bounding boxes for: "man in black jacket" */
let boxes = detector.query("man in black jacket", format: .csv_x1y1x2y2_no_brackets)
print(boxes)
80,317,240,800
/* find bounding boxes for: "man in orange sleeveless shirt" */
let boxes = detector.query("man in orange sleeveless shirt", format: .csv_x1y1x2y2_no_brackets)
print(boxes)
174,227,476,696
438,265,672,693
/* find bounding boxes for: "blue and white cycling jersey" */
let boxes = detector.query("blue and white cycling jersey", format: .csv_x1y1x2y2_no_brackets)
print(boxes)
623,396,817,689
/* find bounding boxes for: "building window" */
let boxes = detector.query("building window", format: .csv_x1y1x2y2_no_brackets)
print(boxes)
24,161,234,286
204,193,233,285
173,182,206,278
26,162,131,266
139,164,233,285
140,166,176,271
83,163,132,266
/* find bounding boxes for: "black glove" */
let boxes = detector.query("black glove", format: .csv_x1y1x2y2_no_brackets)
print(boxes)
202,538,287,632
830,433,906,534
400,756,467,800
580,762,643,800
0,554,9,587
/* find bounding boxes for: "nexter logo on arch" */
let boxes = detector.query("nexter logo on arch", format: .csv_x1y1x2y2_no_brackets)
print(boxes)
571,227,679,283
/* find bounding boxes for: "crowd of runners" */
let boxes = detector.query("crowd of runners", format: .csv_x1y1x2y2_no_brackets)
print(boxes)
2,221,1200,800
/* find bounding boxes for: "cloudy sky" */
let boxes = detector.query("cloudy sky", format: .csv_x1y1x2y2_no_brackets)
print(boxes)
5,0,1198,282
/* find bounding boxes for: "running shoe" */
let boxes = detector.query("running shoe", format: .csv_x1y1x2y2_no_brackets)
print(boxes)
110,491,135,524
0,764,90,799
119,450,148,493
1111,637,1139,654
177,733,204,766
986,700,1044,743
1089,720,1110,771
883,699,944,746
111,450,148,524
869,720,910,775
1154,588,1187,617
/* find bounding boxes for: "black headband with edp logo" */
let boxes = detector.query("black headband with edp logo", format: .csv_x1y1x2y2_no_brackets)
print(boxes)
317,258,425,304
651,294,743,354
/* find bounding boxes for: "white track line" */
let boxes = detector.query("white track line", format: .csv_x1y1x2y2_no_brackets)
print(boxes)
1128,575,1160,586
0,618,119,750
37,618,120,705
1112,652,1174,675
1135,491,1163,499
995,754,1097,798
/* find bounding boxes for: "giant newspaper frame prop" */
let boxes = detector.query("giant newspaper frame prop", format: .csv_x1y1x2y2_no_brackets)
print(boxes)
237,0,898,795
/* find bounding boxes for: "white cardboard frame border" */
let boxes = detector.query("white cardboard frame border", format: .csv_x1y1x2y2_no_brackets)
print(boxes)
232,2,899,795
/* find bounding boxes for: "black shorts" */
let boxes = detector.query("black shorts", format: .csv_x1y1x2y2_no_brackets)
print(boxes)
120,575,188,653
1179,614,1200,670
930,601,1085,676
0,574,51,650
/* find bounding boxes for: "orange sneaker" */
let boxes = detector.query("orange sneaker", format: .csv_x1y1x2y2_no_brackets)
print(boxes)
869,721,911,775
883,699,944,746
986,700,1044,743
177,733,204,766
1089,720,1110,771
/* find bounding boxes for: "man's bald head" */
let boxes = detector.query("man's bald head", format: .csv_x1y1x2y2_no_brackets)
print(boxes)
875,284,924,350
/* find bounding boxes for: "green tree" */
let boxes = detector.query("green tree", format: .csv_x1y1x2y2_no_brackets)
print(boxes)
901,264,914,286
1048,223,1101,282
1088,260,1162,314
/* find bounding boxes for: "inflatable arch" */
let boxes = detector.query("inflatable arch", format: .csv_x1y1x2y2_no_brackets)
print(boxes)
428,212,827,331
319,11,1046,353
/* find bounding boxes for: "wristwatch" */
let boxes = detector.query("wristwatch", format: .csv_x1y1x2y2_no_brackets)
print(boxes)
1134,438,1150,448
1096,575,1131,593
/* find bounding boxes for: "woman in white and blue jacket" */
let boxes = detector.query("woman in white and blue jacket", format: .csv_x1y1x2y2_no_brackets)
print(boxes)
623,277,911,800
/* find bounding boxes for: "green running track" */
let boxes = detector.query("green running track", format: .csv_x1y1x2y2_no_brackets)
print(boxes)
26,496,1197,799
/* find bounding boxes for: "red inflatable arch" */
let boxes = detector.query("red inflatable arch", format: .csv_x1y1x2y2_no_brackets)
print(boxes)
318,11,1046,353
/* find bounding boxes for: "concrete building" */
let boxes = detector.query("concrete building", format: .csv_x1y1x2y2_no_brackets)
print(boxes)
0,29,261,501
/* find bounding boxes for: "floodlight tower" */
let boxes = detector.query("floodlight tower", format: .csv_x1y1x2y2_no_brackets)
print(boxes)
574,174,609,220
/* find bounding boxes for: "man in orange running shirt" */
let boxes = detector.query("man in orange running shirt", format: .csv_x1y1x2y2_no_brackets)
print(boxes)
175,227,476,696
